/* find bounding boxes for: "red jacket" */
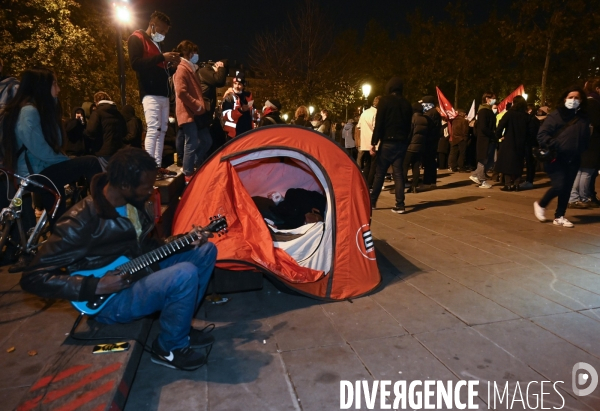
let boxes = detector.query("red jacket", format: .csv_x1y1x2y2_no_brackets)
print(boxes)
173,60,205,125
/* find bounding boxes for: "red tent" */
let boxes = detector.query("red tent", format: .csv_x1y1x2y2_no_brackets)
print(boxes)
172,126,381,300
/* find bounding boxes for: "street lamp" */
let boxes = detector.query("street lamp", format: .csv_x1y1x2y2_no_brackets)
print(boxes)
282,113,289,122
522,93,528,101
113,0,131,107
362,83,371,110
309,106,314,116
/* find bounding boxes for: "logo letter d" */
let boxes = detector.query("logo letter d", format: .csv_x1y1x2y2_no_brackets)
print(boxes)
572,362,598,396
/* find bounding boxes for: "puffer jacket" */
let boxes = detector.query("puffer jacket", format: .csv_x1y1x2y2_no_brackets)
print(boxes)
408,112,428,153
21,173,157,302
537,106,590,160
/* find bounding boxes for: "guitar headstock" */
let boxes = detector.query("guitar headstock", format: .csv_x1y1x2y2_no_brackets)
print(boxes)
205,215,228,237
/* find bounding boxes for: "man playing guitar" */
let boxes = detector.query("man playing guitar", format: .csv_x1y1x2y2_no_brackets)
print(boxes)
21,147,217,371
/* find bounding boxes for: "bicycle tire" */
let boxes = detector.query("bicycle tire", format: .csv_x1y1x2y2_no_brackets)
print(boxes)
0,220,12,257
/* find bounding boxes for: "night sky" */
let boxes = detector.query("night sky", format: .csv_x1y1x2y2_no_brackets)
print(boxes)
124,0,513,64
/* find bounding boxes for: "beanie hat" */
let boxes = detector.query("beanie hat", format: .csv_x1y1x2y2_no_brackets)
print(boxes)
233,71,246,85
264,99,282,111
422,95,436,105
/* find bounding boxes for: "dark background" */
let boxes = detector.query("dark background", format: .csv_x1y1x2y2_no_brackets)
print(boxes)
125,0,514,64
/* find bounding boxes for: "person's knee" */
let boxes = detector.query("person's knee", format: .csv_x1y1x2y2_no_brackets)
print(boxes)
171,262,199,288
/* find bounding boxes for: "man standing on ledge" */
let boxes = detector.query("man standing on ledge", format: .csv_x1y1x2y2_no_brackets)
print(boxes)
128,11,180,178
370,77,413,214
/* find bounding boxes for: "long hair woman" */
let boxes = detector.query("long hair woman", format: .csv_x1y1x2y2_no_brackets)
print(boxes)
2,67,102,226
534,85,591,228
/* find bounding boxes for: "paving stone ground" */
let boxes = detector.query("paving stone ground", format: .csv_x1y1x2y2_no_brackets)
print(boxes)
2,170,600,410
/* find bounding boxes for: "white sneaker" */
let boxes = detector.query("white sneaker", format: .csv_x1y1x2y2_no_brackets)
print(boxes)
479,182,492,189
469,176,481,185
519,181,533,190
553,217,574,228
533,201,546,222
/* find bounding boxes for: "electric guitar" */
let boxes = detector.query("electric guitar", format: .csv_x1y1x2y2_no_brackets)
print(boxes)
71,215,228,315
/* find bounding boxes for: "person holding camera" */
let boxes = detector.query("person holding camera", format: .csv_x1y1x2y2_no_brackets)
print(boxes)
197,60,228,152
128,11,180,178
64,107,87,156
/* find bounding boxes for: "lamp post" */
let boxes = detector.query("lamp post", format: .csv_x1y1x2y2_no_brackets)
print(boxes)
362,83,371,111
114,1,131,107
282,113,289,123
309,106,314,116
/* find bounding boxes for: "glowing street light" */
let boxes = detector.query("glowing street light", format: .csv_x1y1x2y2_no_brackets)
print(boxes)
522,93,528,101
115,4,131,23
282,113,289,122
309,106,314,115
362,83,371,99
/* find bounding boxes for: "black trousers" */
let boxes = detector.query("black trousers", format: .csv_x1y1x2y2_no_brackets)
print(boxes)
539,157,580,219
449,140,466,170
423,149,437,185
403,151,422,189
32,156,102,224
524,145,537,183
370,141,408,208
357,150,371,173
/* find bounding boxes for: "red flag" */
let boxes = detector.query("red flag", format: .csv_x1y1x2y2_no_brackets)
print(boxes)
497,85,525,113
436,87,457,140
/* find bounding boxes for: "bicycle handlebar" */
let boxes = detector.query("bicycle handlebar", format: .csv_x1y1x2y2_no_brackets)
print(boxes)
0,168,62,219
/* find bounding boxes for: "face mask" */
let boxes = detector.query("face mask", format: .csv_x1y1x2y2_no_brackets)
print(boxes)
151,28,165,43
489,99,496,105
190,54,199,64
422,103,434,112
565,98,580,110
492,109,498,114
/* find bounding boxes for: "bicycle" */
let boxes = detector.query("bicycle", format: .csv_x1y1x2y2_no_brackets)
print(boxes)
0,168,61,271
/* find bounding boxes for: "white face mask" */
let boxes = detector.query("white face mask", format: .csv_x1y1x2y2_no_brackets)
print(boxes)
151,27,165,43
190,54,199,64
489,99,496,105
492,109,498,114
565,98,580,110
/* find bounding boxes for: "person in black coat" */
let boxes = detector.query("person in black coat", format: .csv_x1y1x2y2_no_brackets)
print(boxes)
520,104,541,189
422,96,442,187
370,76,413,213
534,85,591,228
569,78,600,207
121,105,143,149
495,96,530,190
470,92,497,188
198,60,228,153
403,103,428,192
64,107,87,156
85,92,127,170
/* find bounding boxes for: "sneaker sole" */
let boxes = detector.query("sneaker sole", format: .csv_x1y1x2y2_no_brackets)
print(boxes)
150,355,205,371
469,177,480,184
553,222,574,228
391,209,406,214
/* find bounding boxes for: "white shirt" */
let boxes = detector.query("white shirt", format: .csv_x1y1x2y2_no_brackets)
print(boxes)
357,106,377,151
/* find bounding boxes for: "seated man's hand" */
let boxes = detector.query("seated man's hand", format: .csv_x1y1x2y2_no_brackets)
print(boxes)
191,228,213,247
95,270,131,295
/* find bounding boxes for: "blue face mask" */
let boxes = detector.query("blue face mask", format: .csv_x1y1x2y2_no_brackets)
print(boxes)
190,54,199,64
422,103,434,112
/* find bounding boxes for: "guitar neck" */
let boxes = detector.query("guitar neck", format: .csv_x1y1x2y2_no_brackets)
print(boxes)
118,231,200,274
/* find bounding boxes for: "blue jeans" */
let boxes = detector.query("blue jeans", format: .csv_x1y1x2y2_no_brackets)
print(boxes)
95,243,217,351
569,168,594,203
181,122,212,176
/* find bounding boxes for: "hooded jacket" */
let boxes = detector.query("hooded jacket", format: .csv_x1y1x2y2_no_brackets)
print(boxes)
21,173,157,302
121,105,143,148
537,106,590,160
371,77,412,145
408,109,429,153
342,120,356,148
85,101,127,158
475,104,497,162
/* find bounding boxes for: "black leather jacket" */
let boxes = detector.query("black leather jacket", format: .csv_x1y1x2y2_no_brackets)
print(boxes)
21,173,158,302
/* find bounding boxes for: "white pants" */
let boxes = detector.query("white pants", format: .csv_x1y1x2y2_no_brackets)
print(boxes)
142,95,170,167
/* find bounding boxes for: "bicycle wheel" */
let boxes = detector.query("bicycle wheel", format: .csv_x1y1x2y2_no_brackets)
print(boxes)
0,219,13,259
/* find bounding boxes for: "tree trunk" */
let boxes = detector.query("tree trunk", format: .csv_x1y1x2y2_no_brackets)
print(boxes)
454,72,460,108
541,38,552,106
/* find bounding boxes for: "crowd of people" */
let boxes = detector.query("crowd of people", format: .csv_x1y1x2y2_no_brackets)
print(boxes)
0,8,598,373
